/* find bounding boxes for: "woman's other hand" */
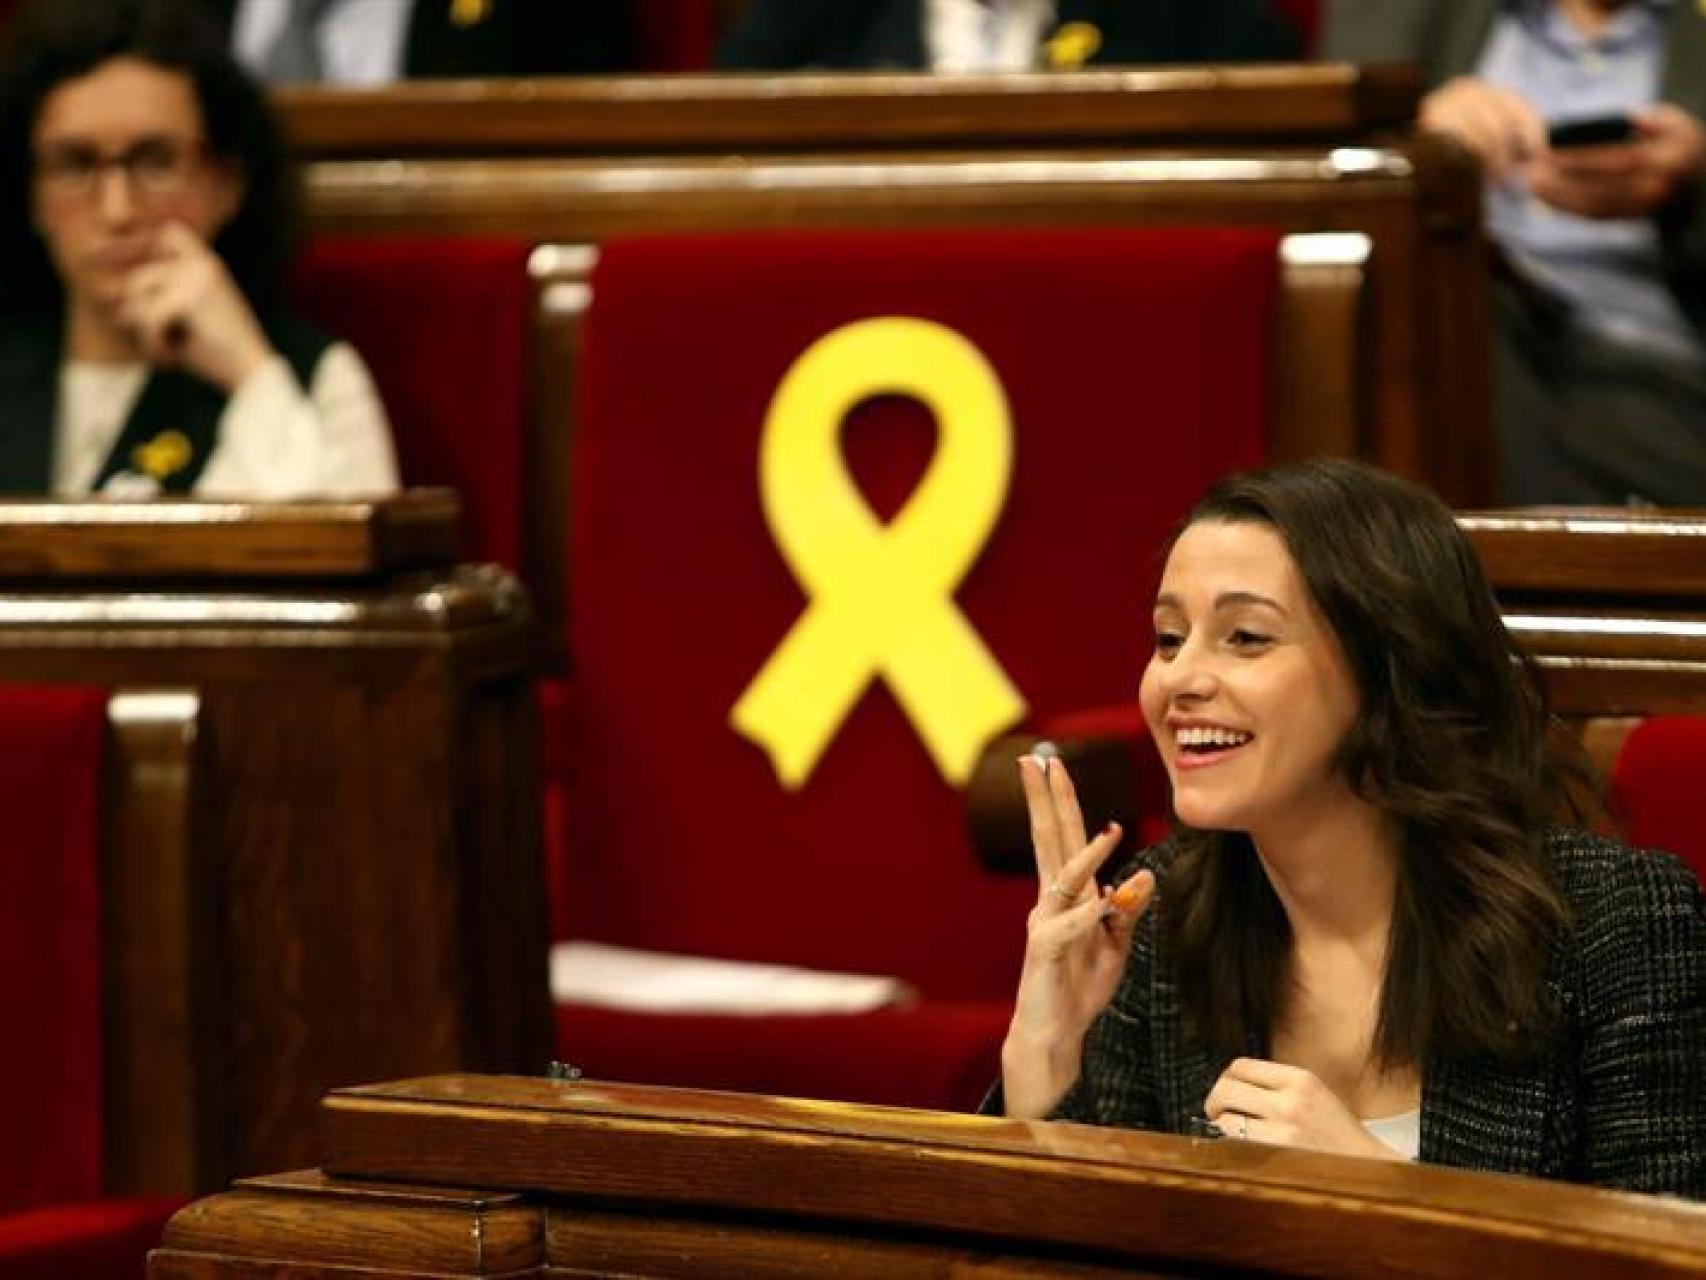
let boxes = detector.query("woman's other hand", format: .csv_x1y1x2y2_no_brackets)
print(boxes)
117,220,273,392
1000,752,1156,1119
1204,1058,1403,1159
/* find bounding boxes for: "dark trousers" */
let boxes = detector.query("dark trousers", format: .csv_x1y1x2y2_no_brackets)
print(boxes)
1495,282,1706,506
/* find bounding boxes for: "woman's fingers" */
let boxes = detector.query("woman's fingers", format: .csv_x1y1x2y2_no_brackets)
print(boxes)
1018,753,1066,880
1036,884,1121,948
1044,747,1090,852
1039,820,1124,913
1204,1075,1272,1123
118,274,190,361
149,219,204,263
1218,1056,1300,1089
1109,867,1155,913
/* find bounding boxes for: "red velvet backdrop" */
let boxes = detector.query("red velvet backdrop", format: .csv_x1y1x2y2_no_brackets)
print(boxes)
291,237,534,570
632,0,720,70
0,688,106,1213
567,227,1277,998
1270,0,1320,51
1613,717,1706,886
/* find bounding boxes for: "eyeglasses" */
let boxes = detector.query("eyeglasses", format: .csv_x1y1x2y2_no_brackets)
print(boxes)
33,136,209,202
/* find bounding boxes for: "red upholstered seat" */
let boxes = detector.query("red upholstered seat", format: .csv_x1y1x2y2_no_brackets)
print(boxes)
632,0,718,70
291,237,535,570
1610,717,1706,886
556,227,1279,1108
0,1199,185,1280
0,688,106,1215
0,688,181,1277
1269,0,1319,52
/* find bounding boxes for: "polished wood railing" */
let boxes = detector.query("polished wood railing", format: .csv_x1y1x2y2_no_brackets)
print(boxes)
151,1073,1706,1278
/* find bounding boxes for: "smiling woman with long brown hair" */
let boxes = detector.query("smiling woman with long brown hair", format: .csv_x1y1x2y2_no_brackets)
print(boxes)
997,459,1706,1197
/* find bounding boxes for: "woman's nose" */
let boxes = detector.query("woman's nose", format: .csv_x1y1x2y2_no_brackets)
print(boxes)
1161,638,1218,701
93,166,138,223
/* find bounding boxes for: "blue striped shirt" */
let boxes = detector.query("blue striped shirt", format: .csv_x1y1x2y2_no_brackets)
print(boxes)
1478,0,1703,366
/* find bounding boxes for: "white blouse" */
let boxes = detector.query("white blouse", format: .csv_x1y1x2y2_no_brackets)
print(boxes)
1363,1109,1422,1161
926,0,1055,71
55,343,399,499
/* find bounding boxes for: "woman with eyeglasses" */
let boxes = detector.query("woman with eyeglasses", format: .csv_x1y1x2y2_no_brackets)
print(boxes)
0,0,397,496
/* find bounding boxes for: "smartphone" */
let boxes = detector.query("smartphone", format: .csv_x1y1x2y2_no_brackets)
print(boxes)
1547,115,1636,148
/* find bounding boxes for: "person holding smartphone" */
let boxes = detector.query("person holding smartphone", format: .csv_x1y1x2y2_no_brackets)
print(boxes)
0,0,399,497
1324,0,1706,507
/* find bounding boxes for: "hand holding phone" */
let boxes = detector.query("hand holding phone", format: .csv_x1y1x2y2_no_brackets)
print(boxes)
1530,105,1706,218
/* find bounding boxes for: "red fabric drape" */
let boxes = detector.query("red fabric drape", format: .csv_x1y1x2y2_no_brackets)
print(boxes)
0,688,107,1213
0,1198,184,1280
291,237,534,570
1269,0,1319,52
632,0,719,70
1612,717,1706,886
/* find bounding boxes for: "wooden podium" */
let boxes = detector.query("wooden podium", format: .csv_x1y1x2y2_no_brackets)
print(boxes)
0,494,550,1194
150,1073,1706,1278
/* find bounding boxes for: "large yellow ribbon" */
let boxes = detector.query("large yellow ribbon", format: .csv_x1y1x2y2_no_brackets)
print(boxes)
731,317,1026,788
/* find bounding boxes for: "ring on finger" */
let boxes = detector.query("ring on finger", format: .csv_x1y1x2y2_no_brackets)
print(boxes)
1045,878,1076,906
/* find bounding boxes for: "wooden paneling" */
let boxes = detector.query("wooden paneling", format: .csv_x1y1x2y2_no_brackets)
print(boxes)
1463,511,1706,717
0,496,549,1194
278,65,1421,158
101,691,217,1194
150,1170,540,1278
149,1074,1706,1279
0,491,458,578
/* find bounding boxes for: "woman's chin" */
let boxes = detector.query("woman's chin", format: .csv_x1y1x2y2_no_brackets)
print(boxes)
1170,798,1248,833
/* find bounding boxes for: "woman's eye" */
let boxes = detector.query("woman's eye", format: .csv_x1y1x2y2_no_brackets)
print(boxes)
1154,631,1184,656
1229,628,1272,649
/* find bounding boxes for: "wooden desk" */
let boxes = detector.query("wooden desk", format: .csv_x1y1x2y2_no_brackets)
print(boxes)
0,495,550,1194
150,1073,1706,1278
279,65,1494,508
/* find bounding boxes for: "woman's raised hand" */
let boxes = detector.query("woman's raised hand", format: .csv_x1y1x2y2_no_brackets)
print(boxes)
117,221,273,393
1000,752,1155,1118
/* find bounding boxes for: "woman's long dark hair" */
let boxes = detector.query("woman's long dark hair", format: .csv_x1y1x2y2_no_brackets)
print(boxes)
1162,459,1577,1068
0,0,301,315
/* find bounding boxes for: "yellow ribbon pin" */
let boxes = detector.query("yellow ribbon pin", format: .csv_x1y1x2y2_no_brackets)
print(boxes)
130,430,193,481
449,0,492,28
731,317,1026,789
1045,21,1102,70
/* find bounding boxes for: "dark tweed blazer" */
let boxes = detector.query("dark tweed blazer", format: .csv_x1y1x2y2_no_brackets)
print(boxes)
1047,829,1706,1198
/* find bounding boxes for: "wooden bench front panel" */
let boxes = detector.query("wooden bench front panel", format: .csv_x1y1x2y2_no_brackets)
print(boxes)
0,496,550,1194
